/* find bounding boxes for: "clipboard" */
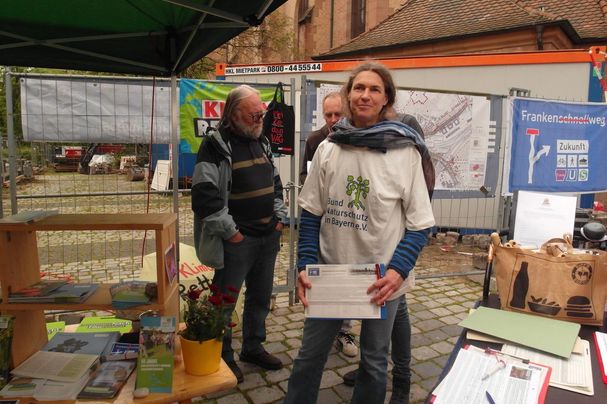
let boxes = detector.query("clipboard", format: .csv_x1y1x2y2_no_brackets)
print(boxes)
595,331,607,384
304,263,386,319
431,344,552,404
478,346,551,404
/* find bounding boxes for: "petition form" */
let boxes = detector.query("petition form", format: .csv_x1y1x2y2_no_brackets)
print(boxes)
304,264,386,319
432,345,551,404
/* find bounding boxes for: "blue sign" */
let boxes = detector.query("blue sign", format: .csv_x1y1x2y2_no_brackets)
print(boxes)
509,98,607,193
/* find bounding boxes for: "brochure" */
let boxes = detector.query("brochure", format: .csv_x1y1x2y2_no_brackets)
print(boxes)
43,331,119,356
45,321,65,340
11,351,99,383
75,316,132,334
103,342,139,361
0,377,45,397
33,372,91,401
110,281,151,309
78,360,136,399
9,280,67,298
0,316,14,388
8,283,98,303
135,316,176,393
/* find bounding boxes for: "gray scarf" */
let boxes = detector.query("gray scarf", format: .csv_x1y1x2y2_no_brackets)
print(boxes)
328,118,435,197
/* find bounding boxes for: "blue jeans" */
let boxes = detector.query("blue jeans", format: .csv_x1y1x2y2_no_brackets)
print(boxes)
391,296,411,386
284,298,399,404
212,230,281,362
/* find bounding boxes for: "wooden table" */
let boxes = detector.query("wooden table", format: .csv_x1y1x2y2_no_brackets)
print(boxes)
427,295,607,403
119,358,237,404
8,319,237,403
8,358,237,403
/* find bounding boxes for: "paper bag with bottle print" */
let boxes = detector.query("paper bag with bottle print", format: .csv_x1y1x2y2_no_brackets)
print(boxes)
490,233,607,325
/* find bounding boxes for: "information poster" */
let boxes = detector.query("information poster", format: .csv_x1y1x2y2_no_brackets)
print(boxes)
513,191,577,248
509,98,607,193
179,80,276,154
309,81,495,195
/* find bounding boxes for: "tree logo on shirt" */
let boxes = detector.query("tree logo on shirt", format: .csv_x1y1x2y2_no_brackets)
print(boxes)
346,175,369,210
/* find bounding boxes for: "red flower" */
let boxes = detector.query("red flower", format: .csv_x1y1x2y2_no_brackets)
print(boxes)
223,295,237,304
208,294,223,306
227,285,240,293
228,322,236,328
186,289,202,300
179,277,240,342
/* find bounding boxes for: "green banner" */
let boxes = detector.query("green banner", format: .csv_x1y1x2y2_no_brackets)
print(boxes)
179,80,276,154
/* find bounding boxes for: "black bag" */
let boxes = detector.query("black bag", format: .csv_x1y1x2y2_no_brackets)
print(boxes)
263,82,295,155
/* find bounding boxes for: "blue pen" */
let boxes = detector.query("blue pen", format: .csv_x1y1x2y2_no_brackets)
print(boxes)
485,390,496,404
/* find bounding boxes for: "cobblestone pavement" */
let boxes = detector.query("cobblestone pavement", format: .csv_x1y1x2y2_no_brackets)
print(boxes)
195,274,483,404
3,172,488,403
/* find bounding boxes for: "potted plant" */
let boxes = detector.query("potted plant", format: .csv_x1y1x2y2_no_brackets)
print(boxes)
179,284,238,375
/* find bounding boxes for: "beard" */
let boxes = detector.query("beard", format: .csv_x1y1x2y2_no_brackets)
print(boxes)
233,117,263,139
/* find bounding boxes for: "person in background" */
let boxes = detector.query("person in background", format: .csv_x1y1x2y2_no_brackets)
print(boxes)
300,91,358,358
284,62,435,404
299,92,342,184
341,112,429,404
191,85,288,383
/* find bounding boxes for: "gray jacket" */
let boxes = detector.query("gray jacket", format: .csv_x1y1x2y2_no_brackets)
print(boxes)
191,126,287,269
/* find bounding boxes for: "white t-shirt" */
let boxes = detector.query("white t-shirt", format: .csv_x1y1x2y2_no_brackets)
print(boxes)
299,140,435,299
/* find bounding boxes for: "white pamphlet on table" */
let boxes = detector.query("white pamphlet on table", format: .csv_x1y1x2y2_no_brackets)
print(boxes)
513,191,577,248
501,340,593,395
304,263,386,319
432,345,551,404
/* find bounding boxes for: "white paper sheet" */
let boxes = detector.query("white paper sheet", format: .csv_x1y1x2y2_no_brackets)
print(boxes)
432,345,549,404
596,331,607,382
304,264,384,319
502,340,593,395
513,191,577,248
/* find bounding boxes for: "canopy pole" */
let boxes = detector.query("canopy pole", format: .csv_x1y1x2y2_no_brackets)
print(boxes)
0,73,3,218
255,0,273,20
4,67,17,214
287,77,297,305
171,0,217,73
171,74,181,258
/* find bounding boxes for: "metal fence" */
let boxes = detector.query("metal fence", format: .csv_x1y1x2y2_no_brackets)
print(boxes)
2,72,505,305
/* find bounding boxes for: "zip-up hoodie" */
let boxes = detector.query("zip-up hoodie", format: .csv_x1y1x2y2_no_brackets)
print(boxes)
191,124,287,269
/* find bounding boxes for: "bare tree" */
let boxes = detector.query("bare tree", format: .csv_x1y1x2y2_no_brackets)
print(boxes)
183,11,295,79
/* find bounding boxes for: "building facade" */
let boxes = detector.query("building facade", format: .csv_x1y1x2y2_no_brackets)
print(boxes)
294,0,403,60
284,0,607,61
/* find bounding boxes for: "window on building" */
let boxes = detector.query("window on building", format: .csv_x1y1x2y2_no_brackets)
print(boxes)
351,0,366,38
298,0,313,24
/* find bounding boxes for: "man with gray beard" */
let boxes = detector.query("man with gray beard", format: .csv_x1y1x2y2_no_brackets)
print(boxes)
192,85,287,383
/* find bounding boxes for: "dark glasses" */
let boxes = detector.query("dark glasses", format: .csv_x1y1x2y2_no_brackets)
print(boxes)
248,111,266,122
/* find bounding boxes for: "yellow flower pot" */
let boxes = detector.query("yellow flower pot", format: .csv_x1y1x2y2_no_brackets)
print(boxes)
180,336,222,376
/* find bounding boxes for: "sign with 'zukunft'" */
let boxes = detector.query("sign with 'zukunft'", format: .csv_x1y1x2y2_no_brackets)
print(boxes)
509,98,607,193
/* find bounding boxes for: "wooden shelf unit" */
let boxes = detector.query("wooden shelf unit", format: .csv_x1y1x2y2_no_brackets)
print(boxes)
0,213,179,366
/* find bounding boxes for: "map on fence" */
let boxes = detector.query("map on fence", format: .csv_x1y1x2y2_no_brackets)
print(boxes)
315,83,493,193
